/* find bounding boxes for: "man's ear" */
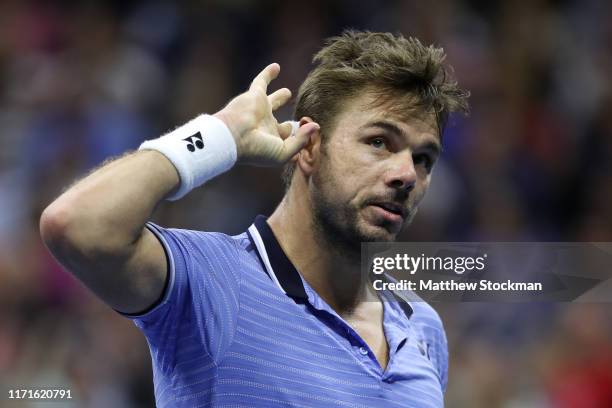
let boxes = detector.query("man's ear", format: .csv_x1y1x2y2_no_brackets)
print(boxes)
296,116,321,177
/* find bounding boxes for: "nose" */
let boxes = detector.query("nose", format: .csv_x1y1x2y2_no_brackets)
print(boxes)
383,152,417,192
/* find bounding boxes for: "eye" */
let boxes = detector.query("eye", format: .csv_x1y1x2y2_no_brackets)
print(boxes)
369,137,387,149
413,153,434,171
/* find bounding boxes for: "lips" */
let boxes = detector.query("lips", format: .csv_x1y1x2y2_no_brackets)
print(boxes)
370,201,407,219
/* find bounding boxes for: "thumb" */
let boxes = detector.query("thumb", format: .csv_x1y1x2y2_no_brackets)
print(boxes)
277,121,295,139
278,122,319,162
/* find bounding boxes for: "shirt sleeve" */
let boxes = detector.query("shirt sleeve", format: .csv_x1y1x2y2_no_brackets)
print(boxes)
121,222,241,366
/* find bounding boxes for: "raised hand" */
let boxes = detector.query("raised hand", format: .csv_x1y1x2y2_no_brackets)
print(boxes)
213,63,320,166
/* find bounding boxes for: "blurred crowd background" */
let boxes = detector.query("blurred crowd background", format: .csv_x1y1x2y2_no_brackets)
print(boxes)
1,0,611,407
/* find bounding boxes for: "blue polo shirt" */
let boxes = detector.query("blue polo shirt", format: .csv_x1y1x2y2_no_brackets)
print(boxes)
126,215,448,407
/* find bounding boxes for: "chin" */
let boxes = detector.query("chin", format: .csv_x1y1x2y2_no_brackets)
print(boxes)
354,221,399,243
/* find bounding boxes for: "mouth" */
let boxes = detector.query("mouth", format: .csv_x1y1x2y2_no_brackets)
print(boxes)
368,201,407,222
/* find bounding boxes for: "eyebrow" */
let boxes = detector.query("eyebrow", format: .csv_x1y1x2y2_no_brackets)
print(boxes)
363,120,442,155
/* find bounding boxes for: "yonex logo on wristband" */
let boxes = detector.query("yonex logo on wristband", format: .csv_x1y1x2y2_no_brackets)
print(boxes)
138,114,236,200
183,132,205,152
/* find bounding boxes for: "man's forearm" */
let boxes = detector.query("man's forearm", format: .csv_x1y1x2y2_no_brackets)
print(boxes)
41,150,179,257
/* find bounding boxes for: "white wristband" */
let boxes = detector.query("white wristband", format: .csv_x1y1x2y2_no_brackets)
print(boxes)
139,114,237,201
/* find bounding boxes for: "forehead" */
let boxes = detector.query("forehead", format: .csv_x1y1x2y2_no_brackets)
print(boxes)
330,91,439,142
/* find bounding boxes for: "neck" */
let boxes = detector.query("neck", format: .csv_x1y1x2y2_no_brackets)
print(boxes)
268,186,375,315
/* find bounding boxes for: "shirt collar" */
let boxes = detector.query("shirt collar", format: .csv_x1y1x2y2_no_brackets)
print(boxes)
246,215,414,319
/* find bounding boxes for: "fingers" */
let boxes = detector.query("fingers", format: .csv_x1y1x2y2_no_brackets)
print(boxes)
278,122,320,162
249,63,280,93
268,88,292,111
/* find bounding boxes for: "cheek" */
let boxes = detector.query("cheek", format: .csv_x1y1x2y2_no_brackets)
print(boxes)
317,158,364,207
413,176,431,205
320,141,380,200
314,155,345,197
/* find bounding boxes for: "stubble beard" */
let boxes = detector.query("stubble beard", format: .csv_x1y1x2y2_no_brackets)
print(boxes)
310,169,399,256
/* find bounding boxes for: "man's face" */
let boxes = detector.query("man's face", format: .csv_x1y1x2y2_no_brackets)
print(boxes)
309,91,440,248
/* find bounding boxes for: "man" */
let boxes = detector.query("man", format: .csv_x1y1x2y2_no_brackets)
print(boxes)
40,31,469,407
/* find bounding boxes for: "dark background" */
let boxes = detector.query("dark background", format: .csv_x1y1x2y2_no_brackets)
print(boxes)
1,0,611,406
